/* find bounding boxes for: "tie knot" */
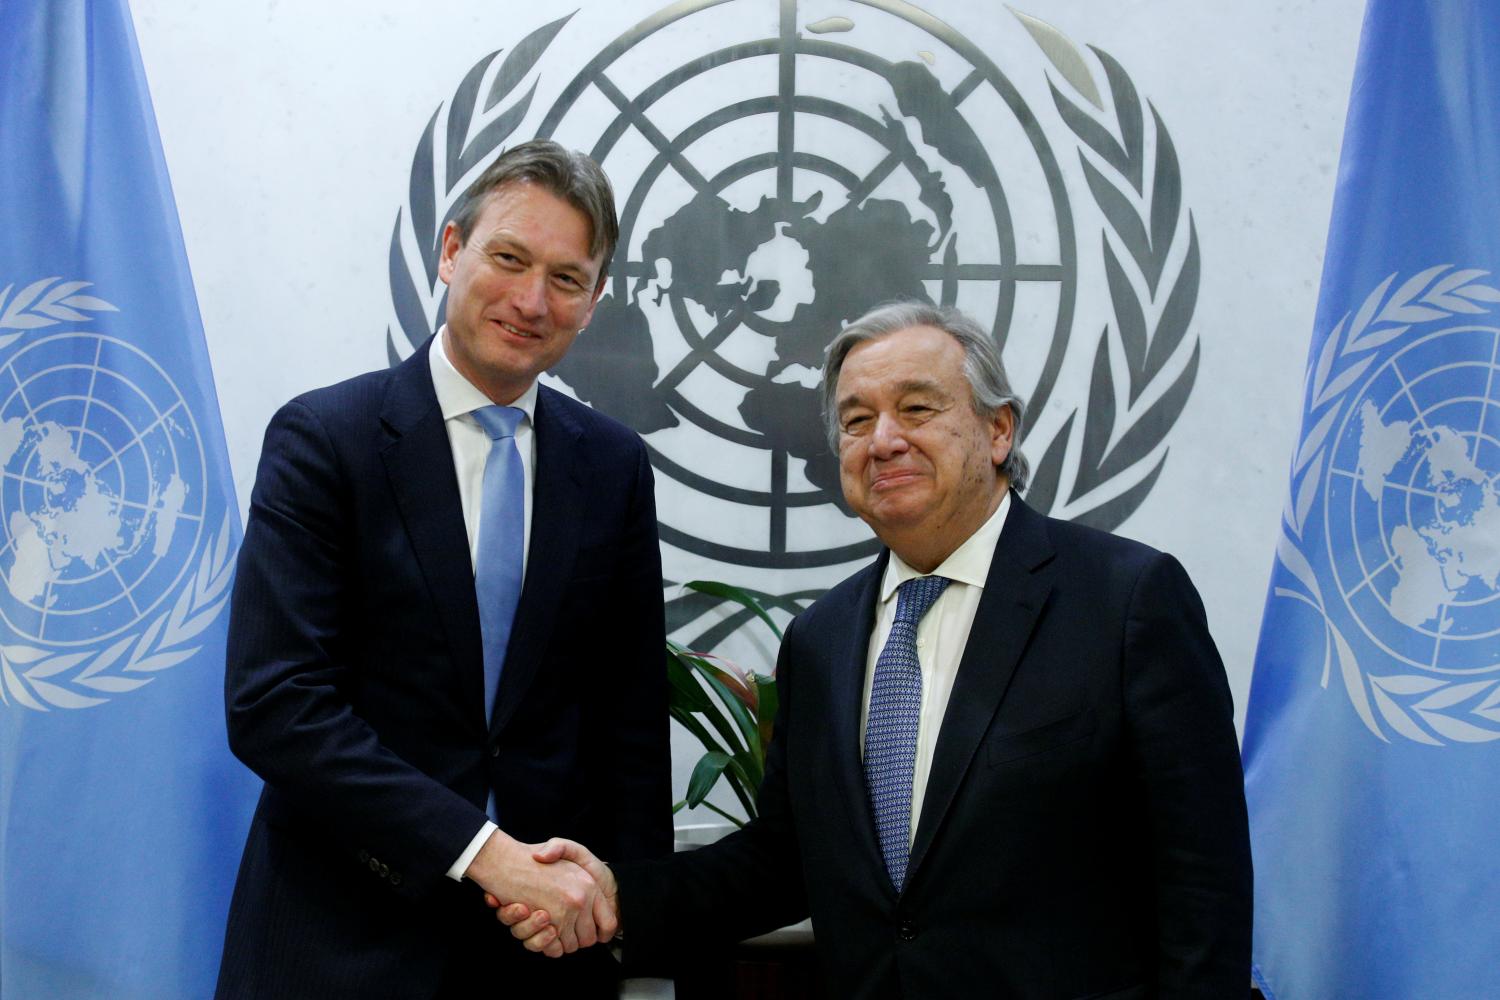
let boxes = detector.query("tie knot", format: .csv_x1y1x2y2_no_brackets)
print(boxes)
472,405,525,441
893,575,950,626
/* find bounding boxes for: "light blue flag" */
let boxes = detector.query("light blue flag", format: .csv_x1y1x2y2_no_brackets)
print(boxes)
1243,2,1500,998
0,1,258,996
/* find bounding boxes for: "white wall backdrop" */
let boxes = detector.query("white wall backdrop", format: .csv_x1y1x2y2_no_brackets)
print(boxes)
130,0,1367,815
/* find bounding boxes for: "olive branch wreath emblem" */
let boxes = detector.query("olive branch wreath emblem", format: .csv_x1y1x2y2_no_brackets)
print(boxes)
387,8,1201,535
385,15,573,361
1270,265,1500,745
1013,11,1202,532
0,277,235,711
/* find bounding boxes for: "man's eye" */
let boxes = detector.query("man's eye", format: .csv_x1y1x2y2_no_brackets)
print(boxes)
842,415,871,434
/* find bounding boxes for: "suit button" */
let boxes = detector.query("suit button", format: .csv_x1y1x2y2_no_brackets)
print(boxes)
390,872,403,887
491,745,501,758
357,850,370,864
898,919,916,941
368,857,381,873
379,862,390,878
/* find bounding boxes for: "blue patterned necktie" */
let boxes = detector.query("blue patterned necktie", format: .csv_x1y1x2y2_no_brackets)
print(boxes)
472,406,525,824
865,574,950,892
471,405,526,725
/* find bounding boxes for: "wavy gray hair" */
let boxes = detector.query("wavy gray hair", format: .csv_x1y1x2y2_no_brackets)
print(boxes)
821,301,1030,492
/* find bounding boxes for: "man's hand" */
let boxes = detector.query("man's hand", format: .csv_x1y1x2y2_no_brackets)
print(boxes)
464,830,616,956
483,839,618,956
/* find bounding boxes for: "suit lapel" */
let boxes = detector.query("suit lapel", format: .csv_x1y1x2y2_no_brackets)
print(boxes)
379,339,485,720
489,385,583,737
907,495,1055,878
827,555,888,880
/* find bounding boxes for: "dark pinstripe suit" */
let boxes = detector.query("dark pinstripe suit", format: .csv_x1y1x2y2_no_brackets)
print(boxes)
617,496,1252,999
215,338,670,997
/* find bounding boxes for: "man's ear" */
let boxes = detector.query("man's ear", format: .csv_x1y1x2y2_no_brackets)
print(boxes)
579,263,608,329
990,403,1015,468
437,221,462,285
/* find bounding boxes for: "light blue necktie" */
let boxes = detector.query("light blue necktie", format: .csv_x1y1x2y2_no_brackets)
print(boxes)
472,406,525,822
865,574,950,892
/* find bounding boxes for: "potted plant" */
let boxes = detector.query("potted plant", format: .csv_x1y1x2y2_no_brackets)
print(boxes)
665,581,802,828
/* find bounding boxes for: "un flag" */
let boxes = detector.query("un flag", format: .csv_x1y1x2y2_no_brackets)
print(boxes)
1244,2,1500,997
0,1,259,996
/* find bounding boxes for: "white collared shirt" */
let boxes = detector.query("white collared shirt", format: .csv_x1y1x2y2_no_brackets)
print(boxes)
859,491,1012,846
429,326,535,879
428,325,536,575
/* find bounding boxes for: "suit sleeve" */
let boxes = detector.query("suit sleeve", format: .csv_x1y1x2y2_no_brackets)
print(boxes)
613,614,811,971
225,399,485,900
1122,553,1253,998
584,438,672,862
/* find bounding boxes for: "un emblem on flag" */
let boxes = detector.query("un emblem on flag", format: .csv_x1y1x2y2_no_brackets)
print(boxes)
1277,267,1500,744
0,279,234,711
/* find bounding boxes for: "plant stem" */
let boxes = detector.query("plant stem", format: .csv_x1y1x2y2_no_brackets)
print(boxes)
692,799,747,828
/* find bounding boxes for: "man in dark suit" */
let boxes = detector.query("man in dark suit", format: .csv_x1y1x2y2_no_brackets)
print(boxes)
502,301,1252,998
216,140,669,998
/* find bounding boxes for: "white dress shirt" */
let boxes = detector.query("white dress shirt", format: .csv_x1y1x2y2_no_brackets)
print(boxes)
428,327,536,880
859,491,1011,846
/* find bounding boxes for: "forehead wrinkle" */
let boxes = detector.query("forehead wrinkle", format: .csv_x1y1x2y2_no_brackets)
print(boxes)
839,375,951,410
891,377,950,398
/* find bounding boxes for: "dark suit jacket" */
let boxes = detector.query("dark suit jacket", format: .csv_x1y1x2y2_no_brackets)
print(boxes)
216,339,670,997
617,495,1251,999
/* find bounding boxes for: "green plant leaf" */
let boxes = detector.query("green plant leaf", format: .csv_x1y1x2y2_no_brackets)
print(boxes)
684,580,784,640
673,648,754,759
726,746,762,803
688,652,757,713
669,705,725,758
666,582,790,824
676,667,750,761
695,662,760,759
666,645,712,713
679,648,756,710
686,751,733,807
719,754,759,818
753,673,779,751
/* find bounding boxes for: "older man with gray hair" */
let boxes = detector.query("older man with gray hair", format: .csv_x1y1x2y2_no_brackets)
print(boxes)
505,300,1252,999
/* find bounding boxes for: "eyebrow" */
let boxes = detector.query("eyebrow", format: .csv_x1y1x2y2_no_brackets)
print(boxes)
838,378,948,411
482,233,596,279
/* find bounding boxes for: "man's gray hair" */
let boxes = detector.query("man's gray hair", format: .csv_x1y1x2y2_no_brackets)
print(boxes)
451,139,619,287
821,301,1030,492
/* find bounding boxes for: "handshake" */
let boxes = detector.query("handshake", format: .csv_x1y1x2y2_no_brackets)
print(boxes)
467,830,616,958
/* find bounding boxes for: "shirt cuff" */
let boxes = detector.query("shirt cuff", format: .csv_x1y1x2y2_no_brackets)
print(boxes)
447,820,498,882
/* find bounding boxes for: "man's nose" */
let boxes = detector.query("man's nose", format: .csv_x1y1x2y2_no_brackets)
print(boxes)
512,271,548,318
868,412,909,459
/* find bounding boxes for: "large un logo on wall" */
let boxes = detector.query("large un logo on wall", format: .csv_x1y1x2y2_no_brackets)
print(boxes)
386,1,1203,579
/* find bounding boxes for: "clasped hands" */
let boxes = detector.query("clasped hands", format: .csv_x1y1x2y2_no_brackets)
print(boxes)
468,831,614,958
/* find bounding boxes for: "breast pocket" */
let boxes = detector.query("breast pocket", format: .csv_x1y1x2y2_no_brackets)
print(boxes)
985,708,1098,767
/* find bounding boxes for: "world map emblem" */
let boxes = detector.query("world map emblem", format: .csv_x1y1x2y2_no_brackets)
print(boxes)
386,2,1203,581
1276,266,1500,744
0,278,233,711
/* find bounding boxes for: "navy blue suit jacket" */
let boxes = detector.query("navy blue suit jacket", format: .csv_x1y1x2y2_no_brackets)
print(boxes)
617,495,1251,999
217,339,670,997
